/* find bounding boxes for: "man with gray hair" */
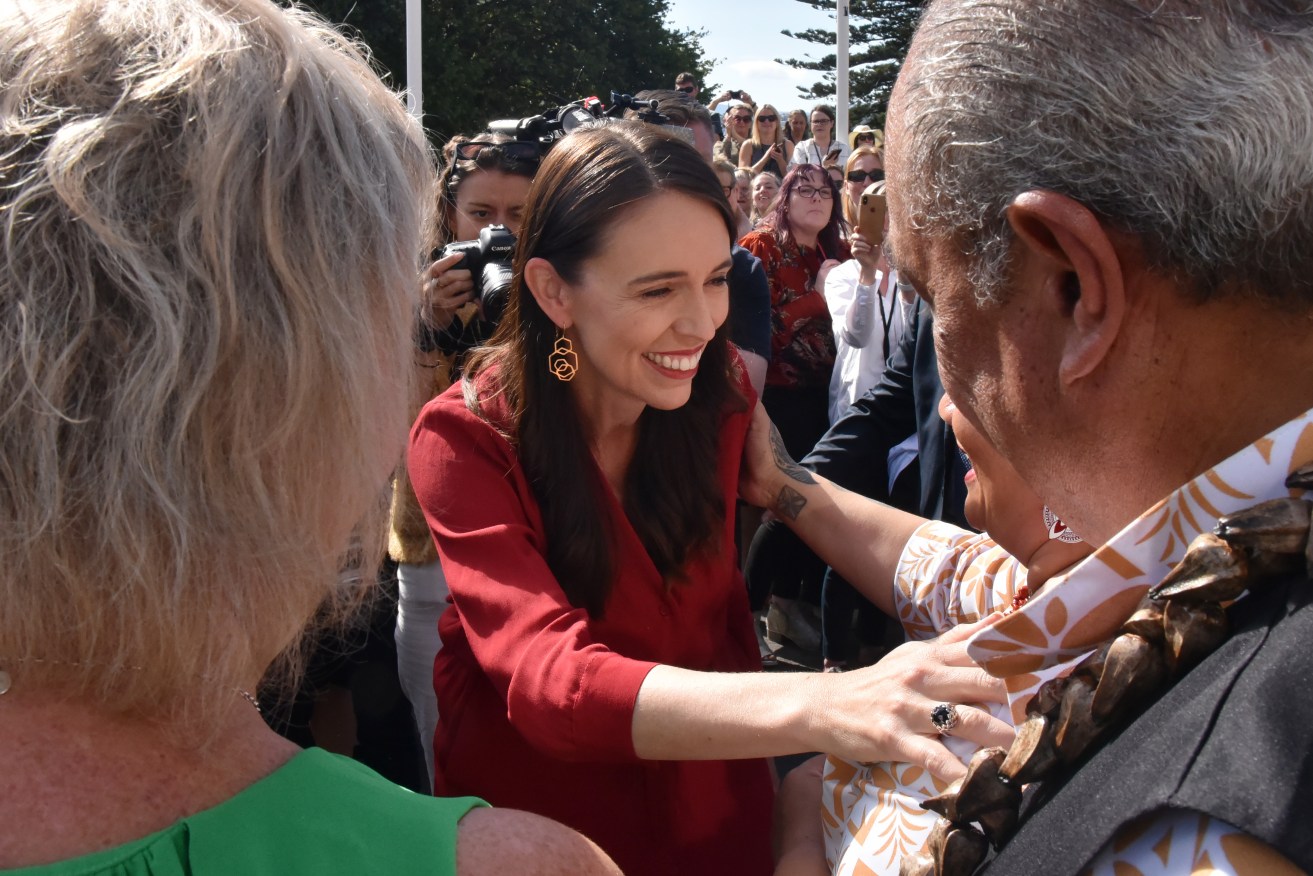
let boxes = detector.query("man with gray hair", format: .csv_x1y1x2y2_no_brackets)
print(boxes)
750,0,1313,872
881,0,1313,871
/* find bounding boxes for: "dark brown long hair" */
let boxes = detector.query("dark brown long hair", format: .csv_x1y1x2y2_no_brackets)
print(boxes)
437,132,540,245
464,122,745,617
763,163,846,258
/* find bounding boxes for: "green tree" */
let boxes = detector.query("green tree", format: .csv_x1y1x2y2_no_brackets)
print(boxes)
779,0,924,127
299,0,711,142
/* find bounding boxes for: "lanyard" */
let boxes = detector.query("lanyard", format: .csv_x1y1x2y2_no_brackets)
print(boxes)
876,268,894,363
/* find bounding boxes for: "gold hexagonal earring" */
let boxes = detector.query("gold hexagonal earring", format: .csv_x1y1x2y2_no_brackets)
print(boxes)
547,329,578,382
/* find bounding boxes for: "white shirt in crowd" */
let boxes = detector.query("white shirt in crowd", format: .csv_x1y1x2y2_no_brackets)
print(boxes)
823,259,915,425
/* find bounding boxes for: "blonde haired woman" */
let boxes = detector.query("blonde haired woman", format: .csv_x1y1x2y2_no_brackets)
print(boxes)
839,145,885,228
0,1,617,873
739,103,793,178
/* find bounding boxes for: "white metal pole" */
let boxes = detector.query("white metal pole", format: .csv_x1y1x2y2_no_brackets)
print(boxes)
836,0,849,146
405,0,422,121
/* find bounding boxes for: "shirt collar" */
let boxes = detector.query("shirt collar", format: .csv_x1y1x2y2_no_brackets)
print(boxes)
968,407,1313,682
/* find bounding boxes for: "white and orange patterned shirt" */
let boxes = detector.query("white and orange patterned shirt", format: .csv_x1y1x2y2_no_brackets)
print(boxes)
823,408,1313,876
822,523,1026,876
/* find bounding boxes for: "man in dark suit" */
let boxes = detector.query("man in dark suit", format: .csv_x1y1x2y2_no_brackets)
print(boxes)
744,298,971,666
756,1,1313,869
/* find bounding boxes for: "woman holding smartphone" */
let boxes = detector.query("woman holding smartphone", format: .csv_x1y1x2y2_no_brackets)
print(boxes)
790,105,850,170
739,103,793,178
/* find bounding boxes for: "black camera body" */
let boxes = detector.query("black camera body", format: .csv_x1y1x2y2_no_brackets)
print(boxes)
728,89,743,100
488,98,604,150
441,224,516,324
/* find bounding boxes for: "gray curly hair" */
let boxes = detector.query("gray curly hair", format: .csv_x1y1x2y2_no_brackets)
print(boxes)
898,0,1313,306
0,0,434,729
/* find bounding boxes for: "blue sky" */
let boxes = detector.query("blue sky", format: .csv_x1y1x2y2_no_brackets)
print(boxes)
665,0,839,117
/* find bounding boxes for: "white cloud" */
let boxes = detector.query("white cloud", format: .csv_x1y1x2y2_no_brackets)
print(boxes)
720,59,807,82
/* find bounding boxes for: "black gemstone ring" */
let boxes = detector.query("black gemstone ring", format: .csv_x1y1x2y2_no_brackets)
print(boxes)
930,702,960,735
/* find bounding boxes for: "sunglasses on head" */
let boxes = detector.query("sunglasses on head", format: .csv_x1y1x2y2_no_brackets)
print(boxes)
455,140,541,163
846,168,885,184
757,114,778,123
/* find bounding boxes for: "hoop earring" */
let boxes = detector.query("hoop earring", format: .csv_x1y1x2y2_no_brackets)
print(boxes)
547,329,578,382
1043,506,1083,544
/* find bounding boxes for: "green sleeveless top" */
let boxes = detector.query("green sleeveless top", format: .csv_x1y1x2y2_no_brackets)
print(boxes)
4,748,485,875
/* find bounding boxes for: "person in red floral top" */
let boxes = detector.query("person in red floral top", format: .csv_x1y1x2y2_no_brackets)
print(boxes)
739,164,850,462
738,164,849,647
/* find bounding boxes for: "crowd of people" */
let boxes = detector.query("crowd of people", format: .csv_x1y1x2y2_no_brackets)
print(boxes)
3,1,1312,875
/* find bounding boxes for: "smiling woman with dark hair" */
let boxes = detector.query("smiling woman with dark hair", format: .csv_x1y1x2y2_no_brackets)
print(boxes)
408,122,1008,876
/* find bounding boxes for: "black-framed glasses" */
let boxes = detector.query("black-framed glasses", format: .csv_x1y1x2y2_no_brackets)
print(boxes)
757,114,778,123
729,114,752,123
846,168,884,184
794,184,833,200
677,85,696,94
455,140,541,163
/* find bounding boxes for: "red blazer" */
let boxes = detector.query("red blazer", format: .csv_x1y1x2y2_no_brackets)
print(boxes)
407,365,775,876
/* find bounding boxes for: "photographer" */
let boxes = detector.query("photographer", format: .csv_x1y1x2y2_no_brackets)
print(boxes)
393,131,540,781
420,134,538,364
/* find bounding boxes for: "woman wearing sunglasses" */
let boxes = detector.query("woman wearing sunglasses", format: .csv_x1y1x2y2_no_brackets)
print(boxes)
393,131,541,782
717,103,754,164
739,103,793,179
839,145,885,231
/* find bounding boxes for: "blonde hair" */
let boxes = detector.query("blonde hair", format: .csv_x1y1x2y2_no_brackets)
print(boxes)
0,0,435,729
751,104,787,148
843,145,884,226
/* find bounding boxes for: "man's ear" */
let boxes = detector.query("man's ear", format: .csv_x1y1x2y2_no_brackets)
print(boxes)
1006,190,1127,384
523,257,573,330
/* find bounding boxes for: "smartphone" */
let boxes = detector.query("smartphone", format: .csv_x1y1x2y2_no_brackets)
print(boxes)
857,182,888,246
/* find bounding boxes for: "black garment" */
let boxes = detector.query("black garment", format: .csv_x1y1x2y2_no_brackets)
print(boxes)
749,142,788,179
729,244,771,362
985,572,1313,874
805,302,968,528
819,457,920,661
261,561,430,794
744,303,970,615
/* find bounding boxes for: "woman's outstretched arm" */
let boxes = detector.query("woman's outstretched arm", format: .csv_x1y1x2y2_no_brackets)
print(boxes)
631,616,1013,782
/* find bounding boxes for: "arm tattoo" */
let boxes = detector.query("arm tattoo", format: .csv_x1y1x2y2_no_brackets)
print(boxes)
774,485,807,521
768,423,817,485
